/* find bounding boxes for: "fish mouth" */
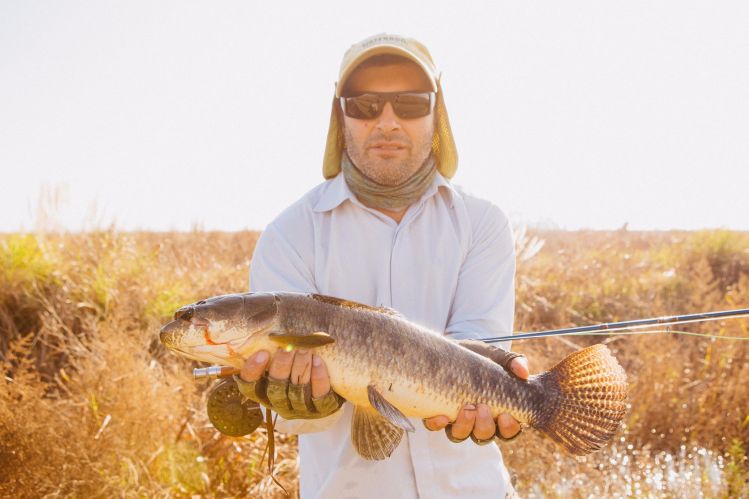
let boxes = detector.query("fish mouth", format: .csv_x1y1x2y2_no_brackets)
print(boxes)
159,316,272,364
159,316,215,346
159,323,247,365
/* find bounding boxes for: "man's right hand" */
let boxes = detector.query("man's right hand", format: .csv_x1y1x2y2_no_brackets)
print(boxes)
233,349,344,420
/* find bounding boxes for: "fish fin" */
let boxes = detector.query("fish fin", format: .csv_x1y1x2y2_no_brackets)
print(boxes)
267,331,335,348
378,307,406,319
351,406,404,460
367,385,415,432
310,294,406,318
531,344,628,455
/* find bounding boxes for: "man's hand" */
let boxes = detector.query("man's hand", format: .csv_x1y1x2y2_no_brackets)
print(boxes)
233,349,344,420
423,345,529,443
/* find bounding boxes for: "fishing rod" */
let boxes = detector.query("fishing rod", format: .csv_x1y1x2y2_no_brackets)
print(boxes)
483,307,749,344
193,307,749,378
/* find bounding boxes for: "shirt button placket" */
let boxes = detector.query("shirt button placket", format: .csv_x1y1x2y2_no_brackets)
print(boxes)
391,209,434,498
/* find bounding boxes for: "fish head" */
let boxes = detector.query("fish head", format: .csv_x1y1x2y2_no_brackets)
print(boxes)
159,292,278,365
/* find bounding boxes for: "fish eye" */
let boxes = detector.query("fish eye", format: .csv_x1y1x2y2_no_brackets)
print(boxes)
174,306,194,321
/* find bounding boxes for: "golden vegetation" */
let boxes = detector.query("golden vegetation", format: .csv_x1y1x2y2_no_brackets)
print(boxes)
1,229,747,497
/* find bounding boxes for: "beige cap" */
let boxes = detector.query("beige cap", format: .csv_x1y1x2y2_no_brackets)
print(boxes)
322,33,458,179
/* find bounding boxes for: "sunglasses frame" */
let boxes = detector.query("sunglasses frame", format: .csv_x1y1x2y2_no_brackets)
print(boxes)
339,91,435,120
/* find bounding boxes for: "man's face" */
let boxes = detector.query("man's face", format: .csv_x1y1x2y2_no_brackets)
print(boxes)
342,61,435,186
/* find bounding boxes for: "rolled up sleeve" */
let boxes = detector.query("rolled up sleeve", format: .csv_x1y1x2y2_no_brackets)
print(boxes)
249,223,345,434
445,204,515,351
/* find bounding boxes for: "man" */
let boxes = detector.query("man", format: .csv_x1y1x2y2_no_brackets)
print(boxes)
236,33,527,497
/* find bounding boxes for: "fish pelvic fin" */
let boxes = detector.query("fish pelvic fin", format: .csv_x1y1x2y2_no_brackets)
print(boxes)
532,344,628,455
267,331,335,348
367,385,415,432
352,406,404,460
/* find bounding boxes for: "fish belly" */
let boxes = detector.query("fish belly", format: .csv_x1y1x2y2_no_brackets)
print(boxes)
323,352,463,420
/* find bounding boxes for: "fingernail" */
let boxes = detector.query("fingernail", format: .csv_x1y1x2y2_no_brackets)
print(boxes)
298,348,309,355
312,355,321,367
499,413,511,425
253,350,269,363
464,404,476,411
478,405,488,416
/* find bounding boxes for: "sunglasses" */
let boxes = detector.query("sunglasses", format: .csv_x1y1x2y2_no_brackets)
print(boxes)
339,92,435,120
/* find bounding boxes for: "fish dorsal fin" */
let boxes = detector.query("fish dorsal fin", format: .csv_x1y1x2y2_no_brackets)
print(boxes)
310,294,406,319
268,331,335,348
378,307,406,319
367,385,415,432
351,406,404,460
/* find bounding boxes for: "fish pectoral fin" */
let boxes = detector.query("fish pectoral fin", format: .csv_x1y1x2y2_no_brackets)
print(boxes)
267,331,335,348
352,406,404,460
367,385,415,432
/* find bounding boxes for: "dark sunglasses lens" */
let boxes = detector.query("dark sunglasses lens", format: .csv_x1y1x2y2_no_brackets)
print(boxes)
393,93,432,118
345,94,383,119
342,93,433,119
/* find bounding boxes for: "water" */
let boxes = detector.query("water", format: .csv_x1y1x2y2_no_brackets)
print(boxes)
520,437,729,497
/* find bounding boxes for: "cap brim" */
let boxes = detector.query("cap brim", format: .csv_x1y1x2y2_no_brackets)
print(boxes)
335,45,438,98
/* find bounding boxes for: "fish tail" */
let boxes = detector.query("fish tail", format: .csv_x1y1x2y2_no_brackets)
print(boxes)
532,344,628,455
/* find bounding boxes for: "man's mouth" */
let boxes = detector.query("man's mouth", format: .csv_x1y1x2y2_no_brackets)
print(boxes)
369,141,407,151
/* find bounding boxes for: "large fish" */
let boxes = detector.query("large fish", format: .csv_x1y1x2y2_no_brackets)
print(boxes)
160,292,628,460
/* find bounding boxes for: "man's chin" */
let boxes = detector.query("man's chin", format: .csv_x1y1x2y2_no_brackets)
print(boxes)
364,154,407,170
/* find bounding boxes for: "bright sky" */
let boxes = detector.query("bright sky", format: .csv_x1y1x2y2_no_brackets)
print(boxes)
2,1,748,232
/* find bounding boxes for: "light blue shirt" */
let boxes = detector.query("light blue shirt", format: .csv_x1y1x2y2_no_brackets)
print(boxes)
250,172,516,498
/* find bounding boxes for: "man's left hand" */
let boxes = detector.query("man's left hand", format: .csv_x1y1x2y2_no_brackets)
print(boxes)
423,346,529,443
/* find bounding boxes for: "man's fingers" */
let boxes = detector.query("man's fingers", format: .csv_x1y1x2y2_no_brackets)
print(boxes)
472,404,496,440
288,381,315,413
423,415,449,431
290,349,312,385
240,350,270,382
497,413,521,439
450,404,477,440
268,348,295,380
510,356,529,380
310,354,332,398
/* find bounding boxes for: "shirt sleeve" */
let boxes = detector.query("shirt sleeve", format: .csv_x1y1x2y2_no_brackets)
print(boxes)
249,222,316,294
445,203,516,352
249,222,346,434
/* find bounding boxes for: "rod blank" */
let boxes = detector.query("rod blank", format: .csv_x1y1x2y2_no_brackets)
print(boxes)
482,308,749,343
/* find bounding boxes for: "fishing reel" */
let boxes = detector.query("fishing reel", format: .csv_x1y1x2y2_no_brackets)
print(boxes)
206,377,264,437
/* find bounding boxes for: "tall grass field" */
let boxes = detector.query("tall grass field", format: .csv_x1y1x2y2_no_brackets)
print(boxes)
1,229,747,497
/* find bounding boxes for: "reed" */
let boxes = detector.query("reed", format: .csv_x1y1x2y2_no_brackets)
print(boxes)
1,229,747,497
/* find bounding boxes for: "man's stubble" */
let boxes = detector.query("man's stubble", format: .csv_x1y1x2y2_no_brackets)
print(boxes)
343,127,434,186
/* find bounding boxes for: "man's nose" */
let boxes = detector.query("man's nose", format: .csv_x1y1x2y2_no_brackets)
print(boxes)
374,102,401,132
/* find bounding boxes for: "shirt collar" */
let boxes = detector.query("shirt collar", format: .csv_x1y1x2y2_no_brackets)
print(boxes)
313,171,458,213
425,170,458,209
313,172,352,212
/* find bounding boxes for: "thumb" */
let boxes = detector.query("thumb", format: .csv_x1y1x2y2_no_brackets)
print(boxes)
510,356,529,380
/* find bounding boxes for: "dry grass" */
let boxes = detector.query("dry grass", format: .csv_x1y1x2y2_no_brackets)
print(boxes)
1,229,747,497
